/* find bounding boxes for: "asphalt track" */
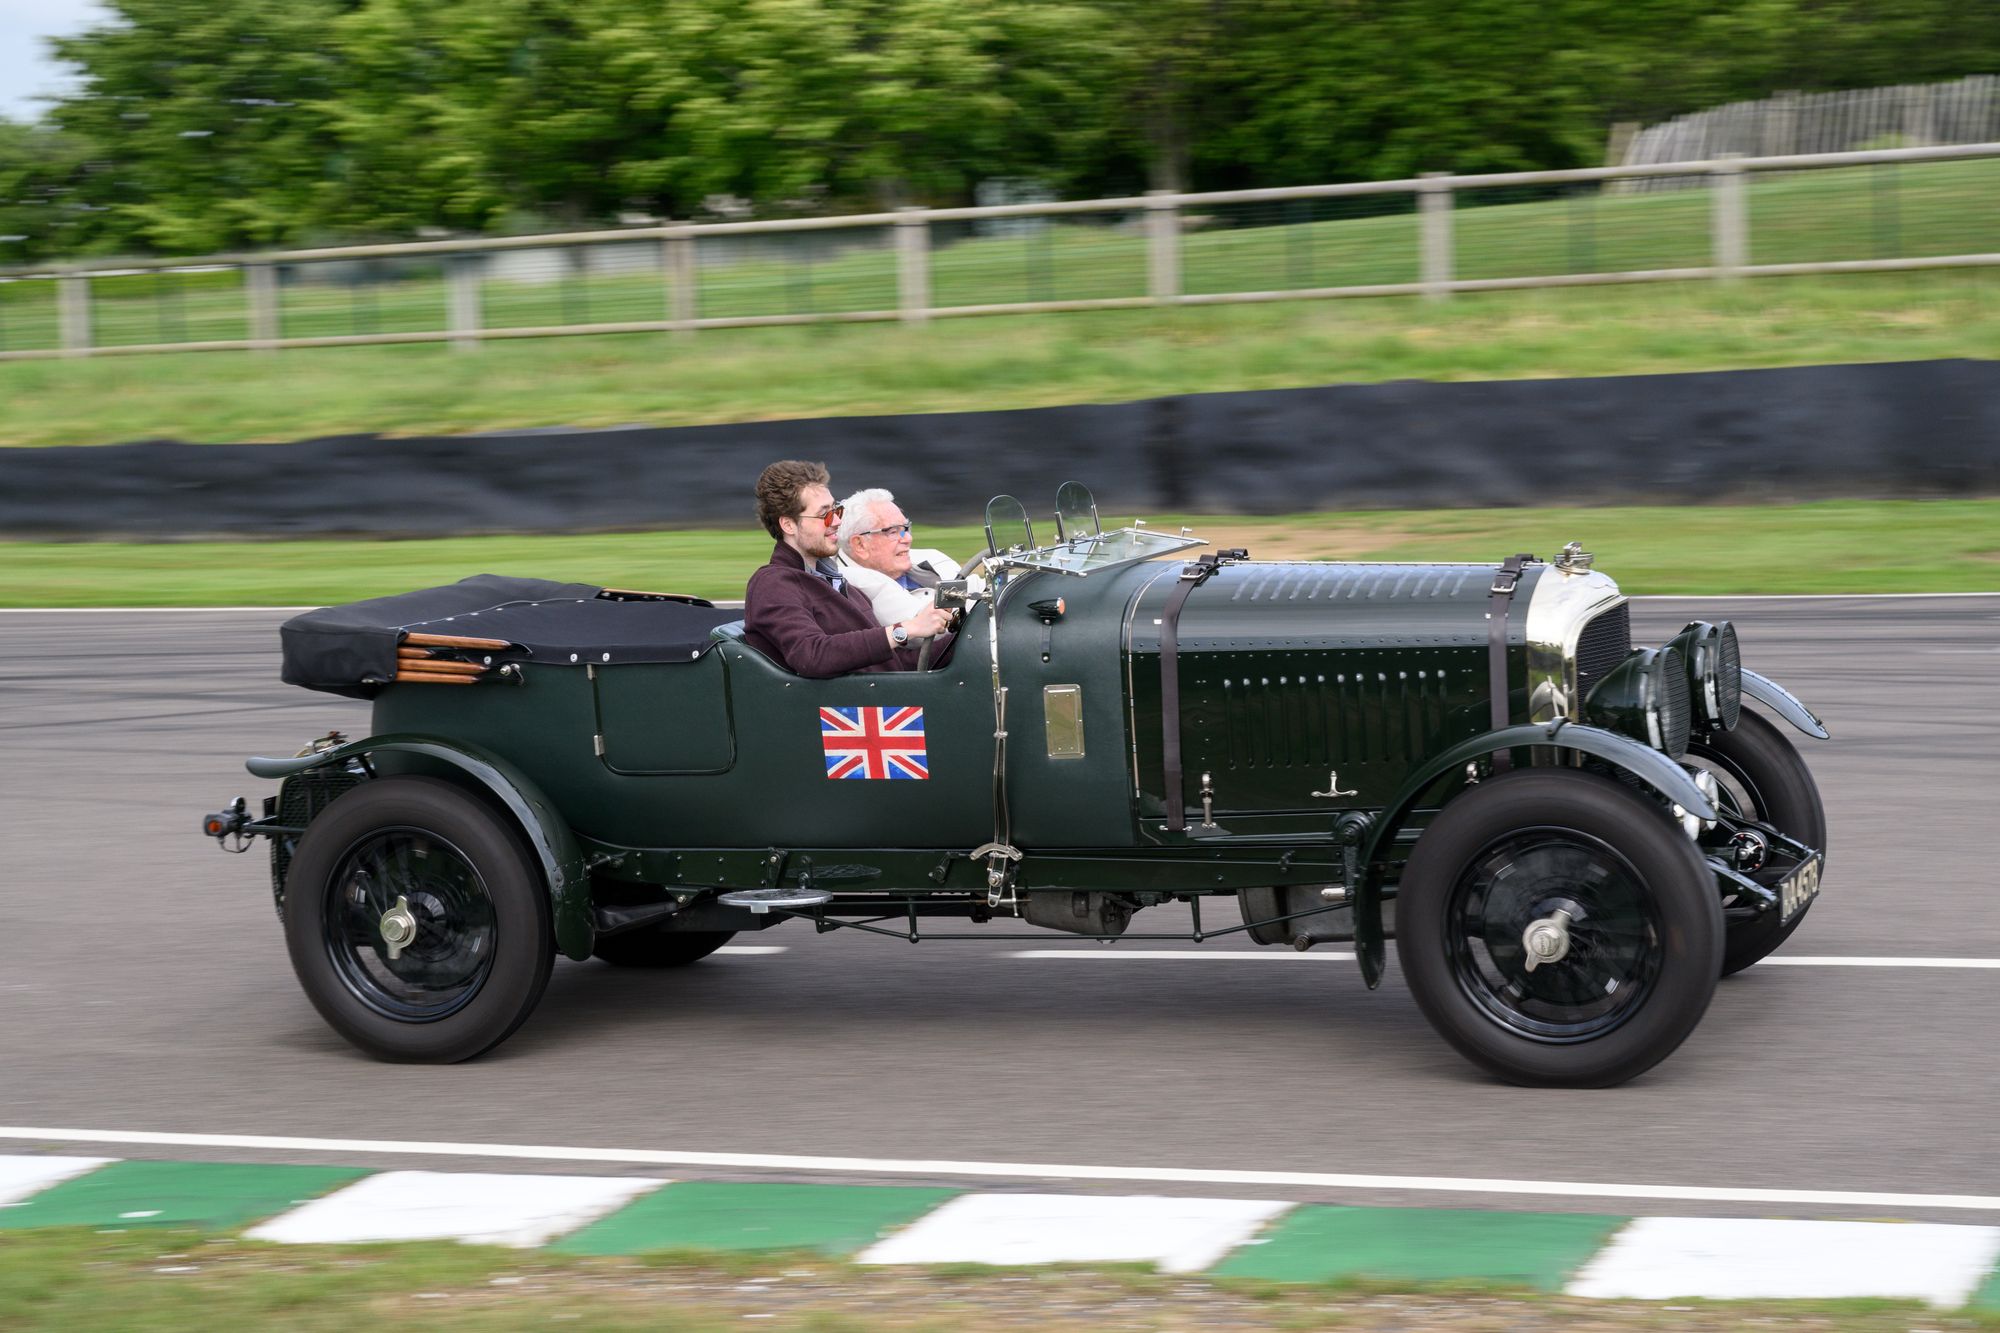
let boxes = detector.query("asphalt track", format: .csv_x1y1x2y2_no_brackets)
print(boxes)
3,595,1997,1219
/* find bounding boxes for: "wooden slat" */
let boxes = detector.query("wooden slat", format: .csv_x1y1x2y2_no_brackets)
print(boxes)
400,658,485,676
402,631,511,650
395,669,480,685
396,647,486,671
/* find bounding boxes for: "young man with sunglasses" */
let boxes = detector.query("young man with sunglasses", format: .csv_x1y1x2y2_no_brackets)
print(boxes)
835,487,963,627
743,460,951,678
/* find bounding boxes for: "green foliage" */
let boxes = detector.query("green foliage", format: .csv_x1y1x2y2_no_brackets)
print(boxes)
8,0,2000,259
47,0,349,254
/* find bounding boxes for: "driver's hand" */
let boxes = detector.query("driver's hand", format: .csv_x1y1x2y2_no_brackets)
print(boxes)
904,604,953,640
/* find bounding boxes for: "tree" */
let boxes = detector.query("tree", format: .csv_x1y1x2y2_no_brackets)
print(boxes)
31,0,2000,255
0,119,100,262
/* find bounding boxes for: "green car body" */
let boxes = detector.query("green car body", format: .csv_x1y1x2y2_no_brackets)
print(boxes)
212,493,1830,1086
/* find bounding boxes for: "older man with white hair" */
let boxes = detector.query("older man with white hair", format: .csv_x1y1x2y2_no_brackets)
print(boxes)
836,487,963,627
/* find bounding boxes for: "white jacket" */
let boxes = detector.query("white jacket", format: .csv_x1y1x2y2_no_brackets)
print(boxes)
836,548,962,626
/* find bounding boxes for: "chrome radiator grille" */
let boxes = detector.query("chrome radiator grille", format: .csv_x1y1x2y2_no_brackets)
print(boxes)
1575,602,1632,703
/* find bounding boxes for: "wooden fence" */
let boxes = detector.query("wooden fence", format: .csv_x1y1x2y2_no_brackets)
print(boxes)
1,141,1997,361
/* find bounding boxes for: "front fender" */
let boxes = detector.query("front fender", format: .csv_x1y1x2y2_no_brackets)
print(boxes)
1740,669,1830,740
1351,721,1719,989
248,735,595,961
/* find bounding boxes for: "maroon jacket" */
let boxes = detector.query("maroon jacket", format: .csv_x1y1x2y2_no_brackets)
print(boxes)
743,541,938,677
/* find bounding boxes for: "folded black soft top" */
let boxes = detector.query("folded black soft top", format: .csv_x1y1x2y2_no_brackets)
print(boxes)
280,574,738,699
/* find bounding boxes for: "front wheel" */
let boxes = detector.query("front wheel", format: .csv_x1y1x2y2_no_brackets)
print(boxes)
1395,769,1723,1088
1684,710,1827,976
283,777,554,1063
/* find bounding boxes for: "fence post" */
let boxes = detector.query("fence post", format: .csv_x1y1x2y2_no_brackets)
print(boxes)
1419,172,1454,301
447,255,481,351
245,263,279,350
896,207,930,324
1146,189,1182,303
1711,152,1747,279
57,272,91,356
664,224,696,337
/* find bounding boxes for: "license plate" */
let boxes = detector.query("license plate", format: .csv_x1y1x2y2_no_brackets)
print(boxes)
1777,854,1823,925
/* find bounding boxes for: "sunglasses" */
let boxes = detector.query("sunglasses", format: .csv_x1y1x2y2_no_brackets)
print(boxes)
798,503,845,524
853,523,913,540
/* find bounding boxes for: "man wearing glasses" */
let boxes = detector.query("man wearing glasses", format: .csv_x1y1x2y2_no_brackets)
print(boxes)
743,460,951,677
835,487,963,627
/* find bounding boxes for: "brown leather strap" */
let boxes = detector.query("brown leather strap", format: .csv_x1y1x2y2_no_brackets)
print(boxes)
1487,554,1536,770
1160,559,1221,832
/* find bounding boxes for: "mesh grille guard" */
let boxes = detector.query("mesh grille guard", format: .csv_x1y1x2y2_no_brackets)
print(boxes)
1576,602,1633,704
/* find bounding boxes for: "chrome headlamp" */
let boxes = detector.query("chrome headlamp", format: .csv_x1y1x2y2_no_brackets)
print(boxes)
1663,620,1742,731
1583,646,1692,759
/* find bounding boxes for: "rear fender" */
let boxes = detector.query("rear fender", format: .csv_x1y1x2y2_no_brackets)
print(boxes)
248,734,594,960
1351,721,1718,989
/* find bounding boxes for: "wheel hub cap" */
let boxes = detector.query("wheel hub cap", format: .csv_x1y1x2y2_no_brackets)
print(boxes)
1520,908,1573,973
379,894,419,961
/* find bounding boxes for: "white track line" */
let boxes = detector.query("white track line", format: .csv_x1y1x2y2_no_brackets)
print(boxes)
1647,591,2000,600
5,1127,2000,1213
1009,950,2000,969
0,602,750,613
714,946,787,955
1755,956,2000,969
1010,949,1356,961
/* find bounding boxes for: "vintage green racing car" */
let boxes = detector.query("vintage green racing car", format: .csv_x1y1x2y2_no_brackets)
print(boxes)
202,483,1829,1087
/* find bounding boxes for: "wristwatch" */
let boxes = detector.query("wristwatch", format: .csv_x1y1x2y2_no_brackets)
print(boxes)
890,624,909,647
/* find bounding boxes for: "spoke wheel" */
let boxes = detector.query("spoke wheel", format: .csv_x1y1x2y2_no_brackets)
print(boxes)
1684,710,1827,976
1397,769,1722,1088
1447,832,1663,1042
285,777,553,1063
324,830,497,1021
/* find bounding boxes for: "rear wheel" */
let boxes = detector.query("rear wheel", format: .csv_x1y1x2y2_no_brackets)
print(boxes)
1684,710,1827,976
283,777,553,1063
1396,769,1723,1088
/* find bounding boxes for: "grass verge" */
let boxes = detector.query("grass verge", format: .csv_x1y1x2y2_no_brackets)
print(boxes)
0,1229,1985,1331
0,271,1995,448
3,500,1996,607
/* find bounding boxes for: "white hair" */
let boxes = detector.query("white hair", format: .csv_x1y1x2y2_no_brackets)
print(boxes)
837,487,897,557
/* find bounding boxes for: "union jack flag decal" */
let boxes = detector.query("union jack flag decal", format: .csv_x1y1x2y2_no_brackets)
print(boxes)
820,705,929,780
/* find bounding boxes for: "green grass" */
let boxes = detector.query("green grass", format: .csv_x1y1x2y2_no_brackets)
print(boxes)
0,1228,1984,1331
5,500,1995,607
2,270,1998,448
1,152,1997,447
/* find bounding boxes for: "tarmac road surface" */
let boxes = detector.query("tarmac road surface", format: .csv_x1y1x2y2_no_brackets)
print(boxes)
2,594,1997,1219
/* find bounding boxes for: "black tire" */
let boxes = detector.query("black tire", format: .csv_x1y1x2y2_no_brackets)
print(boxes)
1395,769,1723,1088
283,777,554,1063
1685,709,1827,976
592,927,736,968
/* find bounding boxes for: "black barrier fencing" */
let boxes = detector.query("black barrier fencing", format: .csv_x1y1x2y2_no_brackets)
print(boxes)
3,360,1997,540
